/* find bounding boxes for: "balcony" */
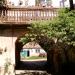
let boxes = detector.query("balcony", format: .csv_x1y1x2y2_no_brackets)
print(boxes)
0,6,58,25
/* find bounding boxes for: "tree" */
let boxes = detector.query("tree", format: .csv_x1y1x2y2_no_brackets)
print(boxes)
0,0,5,7
0,0,6,16
20,8,75,74
69,0,74,10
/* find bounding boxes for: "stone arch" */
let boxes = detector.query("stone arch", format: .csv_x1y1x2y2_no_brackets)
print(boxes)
15,38,23,69
15,35,47,70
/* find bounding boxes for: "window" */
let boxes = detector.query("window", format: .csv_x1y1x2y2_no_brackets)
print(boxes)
19,1,23,5
36,49,40,53
40,0,51,6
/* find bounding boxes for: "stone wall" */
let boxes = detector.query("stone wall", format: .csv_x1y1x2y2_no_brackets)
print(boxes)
0,25,28,75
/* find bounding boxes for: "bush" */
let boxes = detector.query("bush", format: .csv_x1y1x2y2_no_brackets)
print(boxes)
39,53,47,57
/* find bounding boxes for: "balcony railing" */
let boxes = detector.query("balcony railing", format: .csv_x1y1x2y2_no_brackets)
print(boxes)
0,7,58,24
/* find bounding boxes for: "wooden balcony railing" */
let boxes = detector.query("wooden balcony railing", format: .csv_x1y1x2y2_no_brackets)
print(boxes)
0,7,58,24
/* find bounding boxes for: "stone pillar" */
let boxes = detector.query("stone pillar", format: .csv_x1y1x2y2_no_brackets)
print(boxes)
0,29,17,75
0,26,28,75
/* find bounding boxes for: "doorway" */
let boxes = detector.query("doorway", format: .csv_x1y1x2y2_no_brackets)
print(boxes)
27,50,29,57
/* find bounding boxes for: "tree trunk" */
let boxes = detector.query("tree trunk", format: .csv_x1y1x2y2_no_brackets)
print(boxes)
69,0,74,10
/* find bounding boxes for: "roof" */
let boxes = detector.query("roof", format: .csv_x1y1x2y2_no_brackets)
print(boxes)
23,42,42,49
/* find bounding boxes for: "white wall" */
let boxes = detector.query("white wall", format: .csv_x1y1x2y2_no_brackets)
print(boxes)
52,0,70,8
65,0,75,7
28,0,35,6
23,48,46,57
7,0,35,6
8,0,19,6
52,0,61,8
7,0,75,8
52,0,75,8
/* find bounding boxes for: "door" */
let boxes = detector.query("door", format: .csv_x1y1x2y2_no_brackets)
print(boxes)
27,50,30,57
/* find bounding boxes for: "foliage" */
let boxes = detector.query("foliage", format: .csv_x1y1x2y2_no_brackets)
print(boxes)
50,8,75,46
20,20,49,44
20,8,75,47
0,0,5,7
19,8,75,74
19,8,75,75
4,58,11,73
19,8,75,64
19,20,54,52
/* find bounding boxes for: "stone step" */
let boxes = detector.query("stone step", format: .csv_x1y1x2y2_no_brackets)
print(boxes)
15,70,51,75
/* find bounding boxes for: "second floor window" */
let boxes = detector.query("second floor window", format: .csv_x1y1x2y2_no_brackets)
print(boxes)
36,0,52,6
19,1,23,5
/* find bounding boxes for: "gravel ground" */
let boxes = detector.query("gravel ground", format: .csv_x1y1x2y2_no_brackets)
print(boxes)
15,60,51,75
16,60,48,70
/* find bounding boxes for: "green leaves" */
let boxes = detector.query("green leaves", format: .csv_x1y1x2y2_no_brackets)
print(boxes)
20,8,75,47
0,0,5,7
31,9,75,46
55,9,75,46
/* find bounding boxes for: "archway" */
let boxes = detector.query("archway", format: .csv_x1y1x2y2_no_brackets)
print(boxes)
15,37,47,70
15,38,23,69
